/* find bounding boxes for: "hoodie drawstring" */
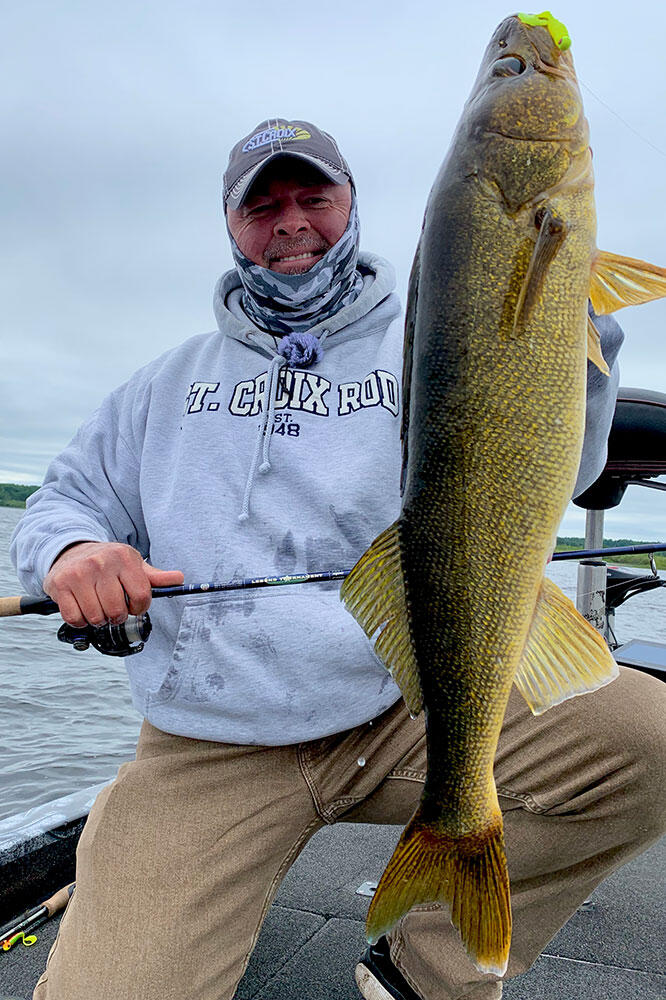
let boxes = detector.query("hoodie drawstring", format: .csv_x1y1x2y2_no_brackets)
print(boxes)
238,330,332,523
260,354,285,474
238,354,286,522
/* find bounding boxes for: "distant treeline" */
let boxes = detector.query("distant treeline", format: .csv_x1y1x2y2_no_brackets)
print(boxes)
556,536,665,549
556,537,665,570
0,483,40,508
0,490,663,569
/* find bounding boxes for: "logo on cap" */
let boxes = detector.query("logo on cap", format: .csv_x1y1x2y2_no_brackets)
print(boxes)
242,124,312,153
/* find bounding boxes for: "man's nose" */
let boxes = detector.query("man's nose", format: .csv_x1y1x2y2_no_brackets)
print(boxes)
274,204,310,237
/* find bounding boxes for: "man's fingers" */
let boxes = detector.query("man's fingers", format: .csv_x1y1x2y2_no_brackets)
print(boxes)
116,563,182,617
95,577,130,624
56,591,87,628
70,588,106,627
119,565,153,616
145,567,185,586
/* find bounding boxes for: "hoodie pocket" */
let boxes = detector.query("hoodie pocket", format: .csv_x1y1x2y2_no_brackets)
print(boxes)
144,586,397,732
145,592,247,708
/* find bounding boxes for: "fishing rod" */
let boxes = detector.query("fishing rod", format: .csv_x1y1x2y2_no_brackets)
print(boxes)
0,882,75,951
0,571,350,657
0,569,350,620
1,547,664,657
551,543,666,561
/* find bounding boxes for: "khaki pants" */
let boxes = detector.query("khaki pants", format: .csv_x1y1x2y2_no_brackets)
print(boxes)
34,666,666,1000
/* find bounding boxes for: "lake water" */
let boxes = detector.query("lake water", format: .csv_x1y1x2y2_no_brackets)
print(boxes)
1,504,665,823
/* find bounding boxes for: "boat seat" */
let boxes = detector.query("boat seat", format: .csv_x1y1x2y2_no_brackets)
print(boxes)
574,387,666,510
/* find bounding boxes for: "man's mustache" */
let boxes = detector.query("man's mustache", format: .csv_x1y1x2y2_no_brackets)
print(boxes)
263,235,330,263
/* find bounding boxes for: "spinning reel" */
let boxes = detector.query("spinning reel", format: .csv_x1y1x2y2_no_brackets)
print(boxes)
57,613,152,656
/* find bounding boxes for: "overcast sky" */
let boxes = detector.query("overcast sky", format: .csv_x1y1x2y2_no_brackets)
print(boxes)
2,0,665,540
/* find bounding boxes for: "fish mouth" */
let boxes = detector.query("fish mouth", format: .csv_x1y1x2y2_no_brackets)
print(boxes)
510,16,571,78
470,17,583,148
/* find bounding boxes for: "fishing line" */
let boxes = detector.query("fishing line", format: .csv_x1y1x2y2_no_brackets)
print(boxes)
579,76,666,160
559,573,666,605
566,582,664,603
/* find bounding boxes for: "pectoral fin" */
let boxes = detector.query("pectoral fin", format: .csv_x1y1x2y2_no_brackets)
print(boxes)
514,207,567,334
590,250,666,314
514,576,619,715
587,315,610,376
340,521,423,716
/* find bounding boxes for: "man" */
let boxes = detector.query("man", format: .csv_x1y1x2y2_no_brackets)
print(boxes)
12,119,666,1000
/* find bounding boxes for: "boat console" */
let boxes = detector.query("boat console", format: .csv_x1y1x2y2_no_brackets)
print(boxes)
574,387,666,510
572,387,666,680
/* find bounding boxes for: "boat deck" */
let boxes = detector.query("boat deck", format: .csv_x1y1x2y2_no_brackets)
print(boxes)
1,823,664,1000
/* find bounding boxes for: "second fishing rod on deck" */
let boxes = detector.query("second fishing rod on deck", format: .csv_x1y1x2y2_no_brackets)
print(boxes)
1,543,665,657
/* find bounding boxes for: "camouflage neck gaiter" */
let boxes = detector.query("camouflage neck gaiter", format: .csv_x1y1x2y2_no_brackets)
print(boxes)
228,189,363,335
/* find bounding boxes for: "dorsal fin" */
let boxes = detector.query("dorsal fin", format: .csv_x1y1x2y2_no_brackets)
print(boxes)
590,250,666,314
401,242,421,496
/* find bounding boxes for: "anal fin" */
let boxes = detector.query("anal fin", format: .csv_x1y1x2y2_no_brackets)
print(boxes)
340,521,423,717
587,314,610,376
515,576,619,715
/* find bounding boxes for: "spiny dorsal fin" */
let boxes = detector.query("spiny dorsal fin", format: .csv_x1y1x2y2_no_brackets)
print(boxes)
401,243,421,496
587,314,610,376
514,576,619,715
590,250,666,314
340,521,423,716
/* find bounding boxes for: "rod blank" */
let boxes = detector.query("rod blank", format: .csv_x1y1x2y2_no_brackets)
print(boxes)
2,546,664,619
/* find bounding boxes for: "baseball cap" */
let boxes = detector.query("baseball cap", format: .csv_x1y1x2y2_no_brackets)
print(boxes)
223,118,352,210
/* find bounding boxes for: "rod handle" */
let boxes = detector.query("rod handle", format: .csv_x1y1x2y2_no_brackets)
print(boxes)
43,882,76,916
0,596,22,617
0,595,60,617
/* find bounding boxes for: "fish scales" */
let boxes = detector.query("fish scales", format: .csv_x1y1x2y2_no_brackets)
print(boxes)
342,10,666,979
402,164,592,829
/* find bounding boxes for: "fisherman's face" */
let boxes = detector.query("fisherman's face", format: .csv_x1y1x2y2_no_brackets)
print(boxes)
227,161,352,275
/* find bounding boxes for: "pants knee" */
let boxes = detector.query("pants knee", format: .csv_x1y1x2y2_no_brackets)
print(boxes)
598,668,666,841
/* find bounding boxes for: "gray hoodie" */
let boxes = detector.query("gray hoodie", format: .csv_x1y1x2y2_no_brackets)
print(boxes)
10,253,623,744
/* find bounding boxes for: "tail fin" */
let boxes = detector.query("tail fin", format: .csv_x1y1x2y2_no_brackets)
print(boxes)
366,809,511,977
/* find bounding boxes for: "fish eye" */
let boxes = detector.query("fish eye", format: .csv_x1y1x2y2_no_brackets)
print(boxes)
491,55,526,77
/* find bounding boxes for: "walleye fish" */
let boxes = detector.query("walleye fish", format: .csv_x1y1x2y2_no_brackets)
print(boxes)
341,11,666,977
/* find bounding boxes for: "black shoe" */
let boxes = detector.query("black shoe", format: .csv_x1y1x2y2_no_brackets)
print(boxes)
355,937,422,1000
